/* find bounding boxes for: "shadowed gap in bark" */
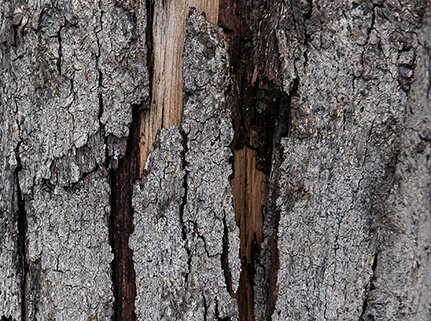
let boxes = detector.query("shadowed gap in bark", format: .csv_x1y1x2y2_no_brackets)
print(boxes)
108,0,155,318
219,1,288,319
359,251,379,320
15,141,28,321
109,104,141,321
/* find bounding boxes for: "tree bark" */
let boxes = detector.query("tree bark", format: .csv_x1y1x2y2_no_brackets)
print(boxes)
0,1,430,321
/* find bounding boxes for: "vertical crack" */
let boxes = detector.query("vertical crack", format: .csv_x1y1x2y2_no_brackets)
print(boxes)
56,23,64,75
258,85,292,321
219,1,286,320
427,54,431,98
145,0,154,107
15,141,28,321
179,129,192,283
221,216,233,296
260,1,313,317
359,250,379,320
107,0,155,317
202,290,208,321
95,1,104,129
219,1,308,319
359,2,383,76
108,105,141,321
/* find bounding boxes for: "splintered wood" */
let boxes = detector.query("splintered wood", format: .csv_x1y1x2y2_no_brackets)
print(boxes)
231,147,268,321
139,0,220,173
231,147,266,259
140,4,269,320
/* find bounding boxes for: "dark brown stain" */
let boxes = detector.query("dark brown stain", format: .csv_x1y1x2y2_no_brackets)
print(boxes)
220,1,287,320
109,105,141,321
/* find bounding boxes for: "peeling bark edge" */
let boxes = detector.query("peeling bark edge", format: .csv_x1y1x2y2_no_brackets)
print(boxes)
108,0,155,319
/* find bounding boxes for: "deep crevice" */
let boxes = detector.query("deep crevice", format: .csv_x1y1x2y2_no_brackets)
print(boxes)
15,141,28,321
219,1,311,319
263,83,296,320
178,129,192,283
219,1,287,320
145,0,154,110
108,105,141,321
107,0,155,318
95,1,105,128
202,291,208,321
56,23,63,75
221,216,233,296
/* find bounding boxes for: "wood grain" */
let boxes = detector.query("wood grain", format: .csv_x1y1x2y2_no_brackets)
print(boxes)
231,147,268,321
139,0,220,173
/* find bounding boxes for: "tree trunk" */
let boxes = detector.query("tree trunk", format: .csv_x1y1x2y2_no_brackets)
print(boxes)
0,1,430,321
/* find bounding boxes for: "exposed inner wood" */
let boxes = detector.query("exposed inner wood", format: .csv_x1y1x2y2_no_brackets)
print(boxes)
219,1,288,319
231,147,268,321
138,3,270,320
139,0,219,173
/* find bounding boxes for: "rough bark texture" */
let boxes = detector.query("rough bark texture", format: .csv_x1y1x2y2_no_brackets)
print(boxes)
27,172,113,320
256,1,431,321
1,0,430,321
131,12,240,320
0,0,148,319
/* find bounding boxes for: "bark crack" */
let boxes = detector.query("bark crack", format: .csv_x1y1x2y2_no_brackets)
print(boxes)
55,21,65,75
359,2,382,79
179,129,192,283
15,140,28,321
359,250,379,320
108,104,141,321
95,1,104,130
13,93,28,321
221,215,233,296
427,54,431,97
202,290,208,321
219,1,288,319
144,0,154,111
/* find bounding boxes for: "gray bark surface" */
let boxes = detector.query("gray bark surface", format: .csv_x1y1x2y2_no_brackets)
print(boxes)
131,127,188,320
26,172,113,320
131,11,240,320
0,0,430,321
256,1,431,320
1,0,147,319
0,49,21,319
